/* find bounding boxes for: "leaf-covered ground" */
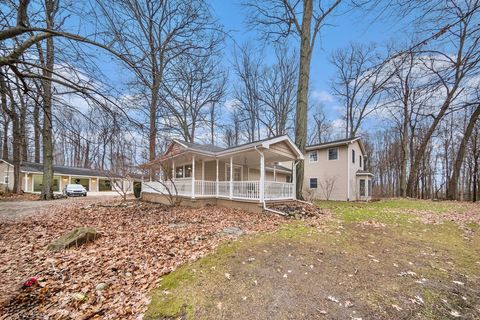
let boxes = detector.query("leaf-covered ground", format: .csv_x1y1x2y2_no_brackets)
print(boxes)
145,199,480,319
0,200,286,319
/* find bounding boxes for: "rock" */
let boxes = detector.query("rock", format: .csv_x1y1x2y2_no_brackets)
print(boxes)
72,292,87,301
48,227,99,251
222,226,244,236
168,223,188,229
345,300,354,308
95,283,108,291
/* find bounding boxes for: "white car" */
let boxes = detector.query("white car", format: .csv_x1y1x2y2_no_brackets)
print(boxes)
64,184,87,197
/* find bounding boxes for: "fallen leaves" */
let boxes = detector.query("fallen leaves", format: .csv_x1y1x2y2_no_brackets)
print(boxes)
0,200,285,319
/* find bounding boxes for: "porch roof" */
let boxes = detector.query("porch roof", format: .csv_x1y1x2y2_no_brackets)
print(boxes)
146,135,304,167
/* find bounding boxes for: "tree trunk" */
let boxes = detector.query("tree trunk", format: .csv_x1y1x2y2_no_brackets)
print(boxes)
17,89,28,162
0,75,21,193
2,115,9,159
41,0,55,200
447,104,480,200
294,0,313,200
400,97,409,197
33,100,41,162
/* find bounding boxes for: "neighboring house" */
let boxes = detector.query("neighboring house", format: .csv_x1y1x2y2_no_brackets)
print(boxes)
303,137,373,201
142,135,303,212
0,159,136,193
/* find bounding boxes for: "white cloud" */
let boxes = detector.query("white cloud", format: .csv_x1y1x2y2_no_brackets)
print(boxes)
311,90,334,103
224,98,240,112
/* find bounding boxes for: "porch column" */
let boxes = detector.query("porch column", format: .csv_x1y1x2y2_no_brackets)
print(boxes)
215,159,219,197
172,160,176,182
229,156,233,199
259,152,265,203
24,173,28,192
191,155,195,199
201,159,205,195
273,165,276,182
292,162,297,200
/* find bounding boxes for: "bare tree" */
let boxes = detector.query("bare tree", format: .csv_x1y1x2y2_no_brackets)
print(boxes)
98,0,221,163
309,103,332,145
232,43,263,142
319,175,337,200
258,46,297,137
160,53,227,143
245,0,346,198
331,43,393,138
405,1,480,197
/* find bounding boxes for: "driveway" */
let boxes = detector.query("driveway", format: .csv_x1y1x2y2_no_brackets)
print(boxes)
0,194,123,220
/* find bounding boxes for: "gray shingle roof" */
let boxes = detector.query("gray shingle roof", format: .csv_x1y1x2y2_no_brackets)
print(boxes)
306,137,360,149
18,161,110,177
178,140,225,153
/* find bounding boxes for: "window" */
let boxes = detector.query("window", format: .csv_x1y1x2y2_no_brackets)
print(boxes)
360,155,362,168
328,148,338,160
4,176,8,184
184,164,192,178
368,180,372,197
226,165,242,181
309,151,318,163
352,149,355,163
71,177,90,191
99,179,112,191
175,166,184,178
286,175,292,183
359,179,366,196
309,178,318,189
34,175,60,192
175,164,192,179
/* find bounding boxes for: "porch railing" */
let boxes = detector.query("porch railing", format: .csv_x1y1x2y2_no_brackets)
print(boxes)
142,179,294,201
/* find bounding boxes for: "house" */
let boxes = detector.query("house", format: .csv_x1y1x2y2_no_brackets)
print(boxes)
141,135,303,212
303,137,373,201
0,159,136,194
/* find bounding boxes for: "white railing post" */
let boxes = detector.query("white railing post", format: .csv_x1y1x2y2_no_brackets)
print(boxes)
259,152,265,203
191,155,195,199
229,156,233,199
201,159,205,196
216,159,219,198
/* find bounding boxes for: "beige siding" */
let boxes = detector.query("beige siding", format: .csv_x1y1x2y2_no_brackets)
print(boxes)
0,162,14,191
269,141,297,158
303,140,369,201
303,145,349,201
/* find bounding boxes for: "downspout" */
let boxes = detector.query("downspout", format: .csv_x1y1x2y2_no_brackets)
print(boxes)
346,142,351,201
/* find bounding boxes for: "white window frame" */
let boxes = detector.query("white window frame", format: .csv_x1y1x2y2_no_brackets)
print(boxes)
175,164,193,179
225,164,243,181
309,178,318,189
328,148,339,160
4,176,8,184
309,151,318,163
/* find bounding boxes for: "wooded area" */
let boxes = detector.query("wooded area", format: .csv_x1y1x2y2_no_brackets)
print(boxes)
1,0,479,201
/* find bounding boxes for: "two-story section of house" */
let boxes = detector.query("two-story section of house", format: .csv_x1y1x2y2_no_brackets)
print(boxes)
303,137,373,201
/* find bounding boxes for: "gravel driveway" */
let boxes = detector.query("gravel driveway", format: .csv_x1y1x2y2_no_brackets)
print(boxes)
0,194,121,220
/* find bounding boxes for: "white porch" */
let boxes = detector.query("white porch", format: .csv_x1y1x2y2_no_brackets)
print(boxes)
142,179,295,201
141,135,303,203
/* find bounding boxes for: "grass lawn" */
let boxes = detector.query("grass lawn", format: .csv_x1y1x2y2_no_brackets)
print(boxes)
145,199,480,319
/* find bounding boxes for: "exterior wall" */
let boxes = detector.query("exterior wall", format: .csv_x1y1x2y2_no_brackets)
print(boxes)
303,145,349,201
269,141,297,159
141,192,264,213
303,140,370,201
0,162,14,191
246,168,289,182
348,141,365,201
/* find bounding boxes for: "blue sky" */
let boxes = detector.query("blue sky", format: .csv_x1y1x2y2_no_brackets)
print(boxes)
209,0,403,123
